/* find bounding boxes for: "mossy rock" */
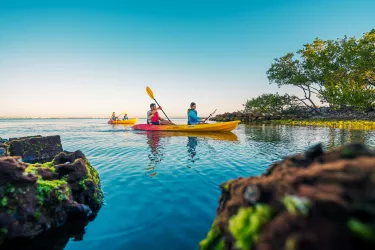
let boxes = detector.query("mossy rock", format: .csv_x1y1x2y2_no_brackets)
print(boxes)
8,135,63,163
0,150,103,245
201,143,375,250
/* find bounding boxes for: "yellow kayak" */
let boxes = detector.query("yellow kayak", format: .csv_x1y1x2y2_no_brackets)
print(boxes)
132,120,240,132
108,118,138,125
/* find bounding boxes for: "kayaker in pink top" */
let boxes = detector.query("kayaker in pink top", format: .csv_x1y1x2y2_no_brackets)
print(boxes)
147,103,174,125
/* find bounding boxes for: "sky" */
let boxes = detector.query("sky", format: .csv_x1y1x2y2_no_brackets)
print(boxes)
0,0,374,118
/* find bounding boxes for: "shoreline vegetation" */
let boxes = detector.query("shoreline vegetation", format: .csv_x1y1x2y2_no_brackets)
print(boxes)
212,29,375,130
210,111,375,130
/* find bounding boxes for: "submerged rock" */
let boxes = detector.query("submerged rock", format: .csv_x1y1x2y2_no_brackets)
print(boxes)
200,143,375,250
0,151,103,246
8,135,63,163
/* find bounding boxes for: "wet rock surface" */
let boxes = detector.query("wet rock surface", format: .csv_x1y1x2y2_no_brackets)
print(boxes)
200,143,375,250
0,150,103,246
8,135,63,163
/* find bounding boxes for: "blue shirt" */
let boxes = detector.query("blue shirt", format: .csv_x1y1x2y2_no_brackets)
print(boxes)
188,110,201,125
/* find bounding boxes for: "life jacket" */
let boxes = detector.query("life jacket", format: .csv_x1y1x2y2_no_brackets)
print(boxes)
151,111,159,122
147,110,159,124
188,109,198,125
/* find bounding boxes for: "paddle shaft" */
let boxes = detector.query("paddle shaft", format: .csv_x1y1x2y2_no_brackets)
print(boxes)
116,111,126,119
203,109,217,122
154,99,172,122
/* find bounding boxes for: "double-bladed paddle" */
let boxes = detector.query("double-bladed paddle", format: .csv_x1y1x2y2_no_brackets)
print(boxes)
146,86,172,122
203,109,217,122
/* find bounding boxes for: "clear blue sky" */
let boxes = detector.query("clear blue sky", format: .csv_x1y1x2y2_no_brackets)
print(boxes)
0,0,374,118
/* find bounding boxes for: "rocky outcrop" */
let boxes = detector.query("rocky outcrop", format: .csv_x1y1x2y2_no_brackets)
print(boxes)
8,135,63,163
200,143,375,250
210,112,308,123
0,151,103,246
210,109,375,123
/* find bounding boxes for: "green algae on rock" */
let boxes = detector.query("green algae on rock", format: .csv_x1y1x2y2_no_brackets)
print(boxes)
200,143,375,250
228,204,273,250
0,150,103,246
199,221,224,250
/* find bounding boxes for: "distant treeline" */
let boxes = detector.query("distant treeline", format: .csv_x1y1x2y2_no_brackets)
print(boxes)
244,29,375,114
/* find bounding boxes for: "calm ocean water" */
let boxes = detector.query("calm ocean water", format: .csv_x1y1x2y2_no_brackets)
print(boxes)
1,118,375,250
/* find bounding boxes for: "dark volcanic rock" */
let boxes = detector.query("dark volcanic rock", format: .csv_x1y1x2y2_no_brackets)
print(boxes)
8,135,63,163
0,151,103,246
200,143,375,250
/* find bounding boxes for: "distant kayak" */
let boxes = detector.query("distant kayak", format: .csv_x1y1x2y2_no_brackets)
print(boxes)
108,118,138,125
132,120,240,132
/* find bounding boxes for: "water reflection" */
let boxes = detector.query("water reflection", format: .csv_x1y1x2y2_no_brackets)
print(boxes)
244,124,374,149
139,131,239,174
244,124,287,142
145,132,166,177
327,127,371,149
187,136,198,164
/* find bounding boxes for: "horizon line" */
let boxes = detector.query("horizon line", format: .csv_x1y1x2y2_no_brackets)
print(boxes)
0,117,189,119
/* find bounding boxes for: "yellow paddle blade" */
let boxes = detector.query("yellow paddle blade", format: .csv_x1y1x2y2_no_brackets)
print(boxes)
146,86,155,100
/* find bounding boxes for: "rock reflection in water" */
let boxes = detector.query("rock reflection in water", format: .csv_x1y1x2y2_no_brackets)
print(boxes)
245,124,373,149
1,216,95,250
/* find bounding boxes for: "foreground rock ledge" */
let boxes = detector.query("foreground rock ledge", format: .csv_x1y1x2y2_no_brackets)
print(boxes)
0,151,104,245
200,143,375,250
7,135,63,163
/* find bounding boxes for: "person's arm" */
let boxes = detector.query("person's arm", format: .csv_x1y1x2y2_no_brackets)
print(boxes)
147,111,153,120
189,110,201,120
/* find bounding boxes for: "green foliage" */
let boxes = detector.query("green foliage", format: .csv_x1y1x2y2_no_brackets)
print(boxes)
348,218,375,242
267,29,375,112
244,93,299,114
228,204,273,250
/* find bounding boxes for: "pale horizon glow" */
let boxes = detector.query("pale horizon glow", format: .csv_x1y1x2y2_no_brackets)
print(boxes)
1,0,374,118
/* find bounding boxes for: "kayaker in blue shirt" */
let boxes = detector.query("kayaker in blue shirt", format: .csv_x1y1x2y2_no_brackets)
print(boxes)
123,114,129,120
188,102,207,125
